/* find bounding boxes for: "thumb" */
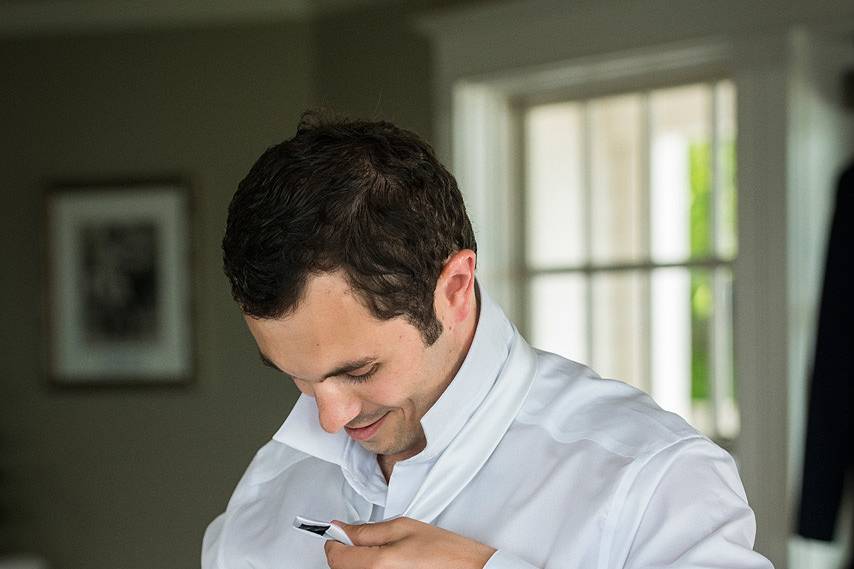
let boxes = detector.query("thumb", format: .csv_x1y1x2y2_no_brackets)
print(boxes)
331,518,410,547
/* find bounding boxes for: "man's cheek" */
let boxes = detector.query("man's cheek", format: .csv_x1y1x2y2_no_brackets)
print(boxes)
362,383,402,408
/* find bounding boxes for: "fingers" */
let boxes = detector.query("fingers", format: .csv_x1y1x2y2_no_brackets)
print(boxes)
325,518,495,569
332,518,413,547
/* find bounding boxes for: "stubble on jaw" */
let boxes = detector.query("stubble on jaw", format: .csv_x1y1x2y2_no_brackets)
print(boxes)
358,411,429,481
361,412,426,458
377,432,427,482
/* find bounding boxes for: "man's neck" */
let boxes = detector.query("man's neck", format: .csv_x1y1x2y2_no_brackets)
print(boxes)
378,453,401,482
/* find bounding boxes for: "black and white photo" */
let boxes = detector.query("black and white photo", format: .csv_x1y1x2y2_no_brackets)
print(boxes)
45,181,193,386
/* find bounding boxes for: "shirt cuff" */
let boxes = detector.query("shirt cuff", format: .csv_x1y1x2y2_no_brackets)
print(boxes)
484,549,541,569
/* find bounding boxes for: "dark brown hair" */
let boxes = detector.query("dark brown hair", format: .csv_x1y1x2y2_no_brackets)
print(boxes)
222,112,476,345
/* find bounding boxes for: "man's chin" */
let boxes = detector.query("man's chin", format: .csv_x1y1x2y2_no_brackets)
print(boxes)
356,438,384,453
357,433,402,456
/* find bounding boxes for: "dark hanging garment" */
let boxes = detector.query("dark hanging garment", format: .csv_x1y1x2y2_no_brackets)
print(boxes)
797,161,854,543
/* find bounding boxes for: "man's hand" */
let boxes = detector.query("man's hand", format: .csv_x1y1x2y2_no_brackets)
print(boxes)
324,517,496,569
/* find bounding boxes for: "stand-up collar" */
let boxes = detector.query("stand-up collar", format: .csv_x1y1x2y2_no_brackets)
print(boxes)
272,284,515,469
405,287,514,462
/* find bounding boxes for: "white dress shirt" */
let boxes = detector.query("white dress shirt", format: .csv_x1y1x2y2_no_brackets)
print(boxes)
203,287,774,569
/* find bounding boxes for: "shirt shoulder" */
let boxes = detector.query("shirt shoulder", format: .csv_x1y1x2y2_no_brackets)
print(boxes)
203,441,348,569
223,439,325,508
517,349,705,460
243,439,312,486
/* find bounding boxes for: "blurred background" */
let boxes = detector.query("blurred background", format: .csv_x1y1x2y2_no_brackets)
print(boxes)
0,0,852,568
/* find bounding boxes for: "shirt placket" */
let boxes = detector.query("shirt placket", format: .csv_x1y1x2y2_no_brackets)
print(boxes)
383,460,435,519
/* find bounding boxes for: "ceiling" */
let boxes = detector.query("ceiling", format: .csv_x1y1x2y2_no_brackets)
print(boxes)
0,0,403,36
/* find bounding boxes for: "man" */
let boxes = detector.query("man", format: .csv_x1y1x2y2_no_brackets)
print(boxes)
203,113,773,569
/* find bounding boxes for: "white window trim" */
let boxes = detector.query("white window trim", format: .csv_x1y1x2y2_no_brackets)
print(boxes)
417,3,854,567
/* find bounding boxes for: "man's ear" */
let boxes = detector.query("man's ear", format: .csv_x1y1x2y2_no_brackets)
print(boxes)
435,249,477,327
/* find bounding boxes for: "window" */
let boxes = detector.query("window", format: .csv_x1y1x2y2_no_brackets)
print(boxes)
522,81,737,441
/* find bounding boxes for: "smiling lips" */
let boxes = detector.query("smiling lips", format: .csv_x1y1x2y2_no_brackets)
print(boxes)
344,413,388,441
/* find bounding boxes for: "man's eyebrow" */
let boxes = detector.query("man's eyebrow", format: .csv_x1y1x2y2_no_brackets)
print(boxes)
257,351,377,380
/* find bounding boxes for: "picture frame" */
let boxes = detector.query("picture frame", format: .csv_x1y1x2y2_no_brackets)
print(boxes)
44,179,194,387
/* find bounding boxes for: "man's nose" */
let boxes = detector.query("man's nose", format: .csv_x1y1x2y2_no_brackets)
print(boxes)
313,382,360,434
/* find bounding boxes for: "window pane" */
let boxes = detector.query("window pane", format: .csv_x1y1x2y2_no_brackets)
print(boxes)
688,268,713,433
590,95,644,264
591,271,645,390
712,267,739,438
650,84,712,263
525,103,586,268
651,267,693,420
529,274,588,364
649,266,739,438
715,80,738,259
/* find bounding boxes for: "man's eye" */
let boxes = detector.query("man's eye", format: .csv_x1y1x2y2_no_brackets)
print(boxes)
343,367,377,384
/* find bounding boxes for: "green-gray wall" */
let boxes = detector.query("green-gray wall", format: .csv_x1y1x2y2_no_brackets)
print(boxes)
0,23,313,568
313,0,473,140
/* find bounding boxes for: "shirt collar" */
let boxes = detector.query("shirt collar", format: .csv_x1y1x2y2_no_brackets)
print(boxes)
407,285,514,462
272,283,515,467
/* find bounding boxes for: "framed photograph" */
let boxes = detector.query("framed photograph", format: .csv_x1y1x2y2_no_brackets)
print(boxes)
45,180,194,386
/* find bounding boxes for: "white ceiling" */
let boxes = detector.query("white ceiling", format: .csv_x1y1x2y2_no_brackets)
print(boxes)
0,0,402,36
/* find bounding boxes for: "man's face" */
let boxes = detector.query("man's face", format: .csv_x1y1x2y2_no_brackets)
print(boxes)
245,272,459,462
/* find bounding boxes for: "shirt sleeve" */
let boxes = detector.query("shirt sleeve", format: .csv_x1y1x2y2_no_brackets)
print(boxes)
201,513,226,569
609,438,774,569
483,549,542,569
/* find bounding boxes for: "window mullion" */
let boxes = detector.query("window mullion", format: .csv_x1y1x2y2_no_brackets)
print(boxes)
582,101,594,367
708,81,722,439
640,91,653,396
513,106,530,338
527,257,733,275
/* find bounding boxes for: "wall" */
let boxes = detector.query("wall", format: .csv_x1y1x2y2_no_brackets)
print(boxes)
313,0,473,141
0,23,313,569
